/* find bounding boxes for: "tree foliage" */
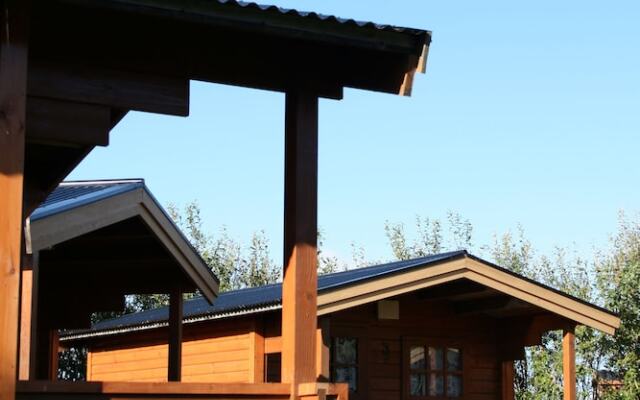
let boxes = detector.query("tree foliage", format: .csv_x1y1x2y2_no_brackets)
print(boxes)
384,211,640,399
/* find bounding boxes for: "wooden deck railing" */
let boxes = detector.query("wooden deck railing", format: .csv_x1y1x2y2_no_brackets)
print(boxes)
16,381,349,400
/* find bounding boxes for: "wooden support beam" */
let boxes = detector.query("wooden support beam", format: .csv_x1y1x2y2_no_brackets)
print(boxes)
501,360,515,400
26,97,111,146
18,251,36,381
563,326,577,400
28,63,190,116
250,319,265,383
0,1,29,397
316,317,330,382
48,330,59,381
168,289,183,382
282,90,319,396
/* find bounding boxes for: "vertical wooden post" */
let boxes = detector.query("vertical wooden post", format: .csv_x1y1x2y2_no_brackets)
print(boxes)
282,90,319,398
501,360,515,400
48,330,59,381
0,0,29,397
18,252,34,380
563,326,576,400
168,289,183,382
316,317,330,382
250,318,265,383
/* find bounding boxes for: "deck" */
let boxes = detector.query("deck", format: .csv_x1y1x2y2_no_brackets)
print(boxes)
16,381,348,400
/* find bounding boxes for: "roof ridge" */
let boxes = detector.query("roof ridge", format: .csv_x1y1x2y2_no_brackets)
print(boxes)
59,179,144,186
318,249,468,278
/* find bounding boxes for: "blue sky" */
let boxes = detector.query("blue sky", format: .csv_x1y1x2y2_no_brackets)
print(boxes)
69,0,640,265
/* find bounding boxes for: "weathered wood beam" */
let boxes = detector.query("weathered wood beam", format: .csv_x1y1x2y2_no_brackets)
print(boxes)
168,289,183,382
563,326,576,400
0,1,29,396
28,64,189,116
282,90,319,396
26,97,111,146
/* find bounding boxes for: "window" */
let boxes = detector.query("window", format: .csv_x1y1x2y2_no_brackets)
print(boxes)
264,353,281,383
331,337,358,391
408,346,462,398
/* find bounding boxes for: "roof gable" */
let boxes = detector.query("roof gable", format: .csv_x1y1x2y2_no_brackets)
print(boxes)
63,251,620,340
30,180,219,302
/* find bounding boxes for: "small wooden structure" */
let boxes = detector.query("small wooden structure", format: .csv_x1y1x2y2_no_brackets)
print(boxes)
0,1,430,400
19,179,219,382
64,251,620,400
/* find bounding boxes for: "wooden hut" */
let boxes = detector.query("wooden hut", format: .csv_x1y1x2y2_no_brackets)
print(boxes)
64,251,620,400
20,179,220,382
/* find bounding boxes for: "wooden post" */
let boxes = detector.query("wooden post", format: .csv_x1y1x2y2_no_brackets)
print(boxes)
563,326,576,400
0,0,29,397
316,317,330,382
282,90,319,398
168,289,183,382
48,330,59,381
501,360,515,400
18,251,35,381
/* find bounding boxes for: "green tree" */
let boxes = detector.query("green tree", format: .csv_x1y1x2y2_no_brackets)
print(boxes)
384,211,473,259
596,213,640,399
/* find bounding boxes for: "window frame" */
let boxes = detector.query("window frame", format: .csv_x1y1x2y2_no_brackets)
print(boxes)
330,336,360,393
402,337,467,400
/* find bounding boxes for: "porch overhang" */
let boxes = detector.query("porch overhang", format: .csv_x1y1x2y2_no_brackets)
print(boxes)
30,180,219,303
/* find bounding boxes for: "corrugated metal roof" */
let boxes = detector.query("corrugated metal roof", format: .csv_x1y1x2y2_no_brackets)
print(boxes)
64,251,466,339
30,179,144,221
216,0,430,37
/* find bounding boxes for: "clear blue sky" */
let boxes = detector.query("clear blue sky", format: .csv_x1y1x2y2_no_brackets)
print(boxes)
69,0,640,265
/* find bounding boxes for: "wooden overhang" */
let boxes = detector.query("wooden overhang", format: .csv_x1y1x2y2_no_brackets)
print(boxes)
62,251,620,343
2,1,432,396
23,0,431,213
29,179,219,306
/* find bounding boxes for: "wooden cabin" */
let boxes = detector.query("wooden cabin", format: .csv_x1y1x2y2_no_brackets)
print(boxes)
64,251,620,400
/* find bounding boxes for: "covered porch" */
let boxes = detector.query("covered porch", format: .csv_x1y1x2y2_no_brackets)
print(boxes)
0,1,430,400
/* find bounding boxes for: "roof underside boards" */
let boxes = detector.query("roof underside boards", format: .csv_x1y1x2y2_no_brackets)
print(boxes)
33,0,431,98
63,251,620,340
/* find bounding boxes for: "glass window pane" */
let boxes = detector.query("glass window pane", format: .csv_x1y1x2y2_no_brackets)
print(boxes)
428,347,443,370
334,366,357,391
410,374,426,396
428,373,444,396
446,348,462,371
335,338,357,364
410,346,425,370
447,374,463,397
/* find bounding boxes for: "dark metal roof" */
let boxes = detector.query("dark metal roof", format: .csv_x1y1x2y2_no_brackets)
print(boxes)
65,251,467,339
216,0,430,37
30,179,144,221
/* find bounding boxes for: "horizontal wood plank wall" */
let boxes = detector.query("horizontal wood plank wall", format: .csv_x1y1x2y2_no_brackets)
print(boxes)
329,293,502,400
86,299,504,399
88,319,254,383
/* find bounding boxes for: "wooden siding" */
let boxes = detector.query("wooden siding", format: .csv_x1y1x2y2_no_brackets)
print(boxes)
327,294,502,400
86,294,507,400
88,319,254,383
